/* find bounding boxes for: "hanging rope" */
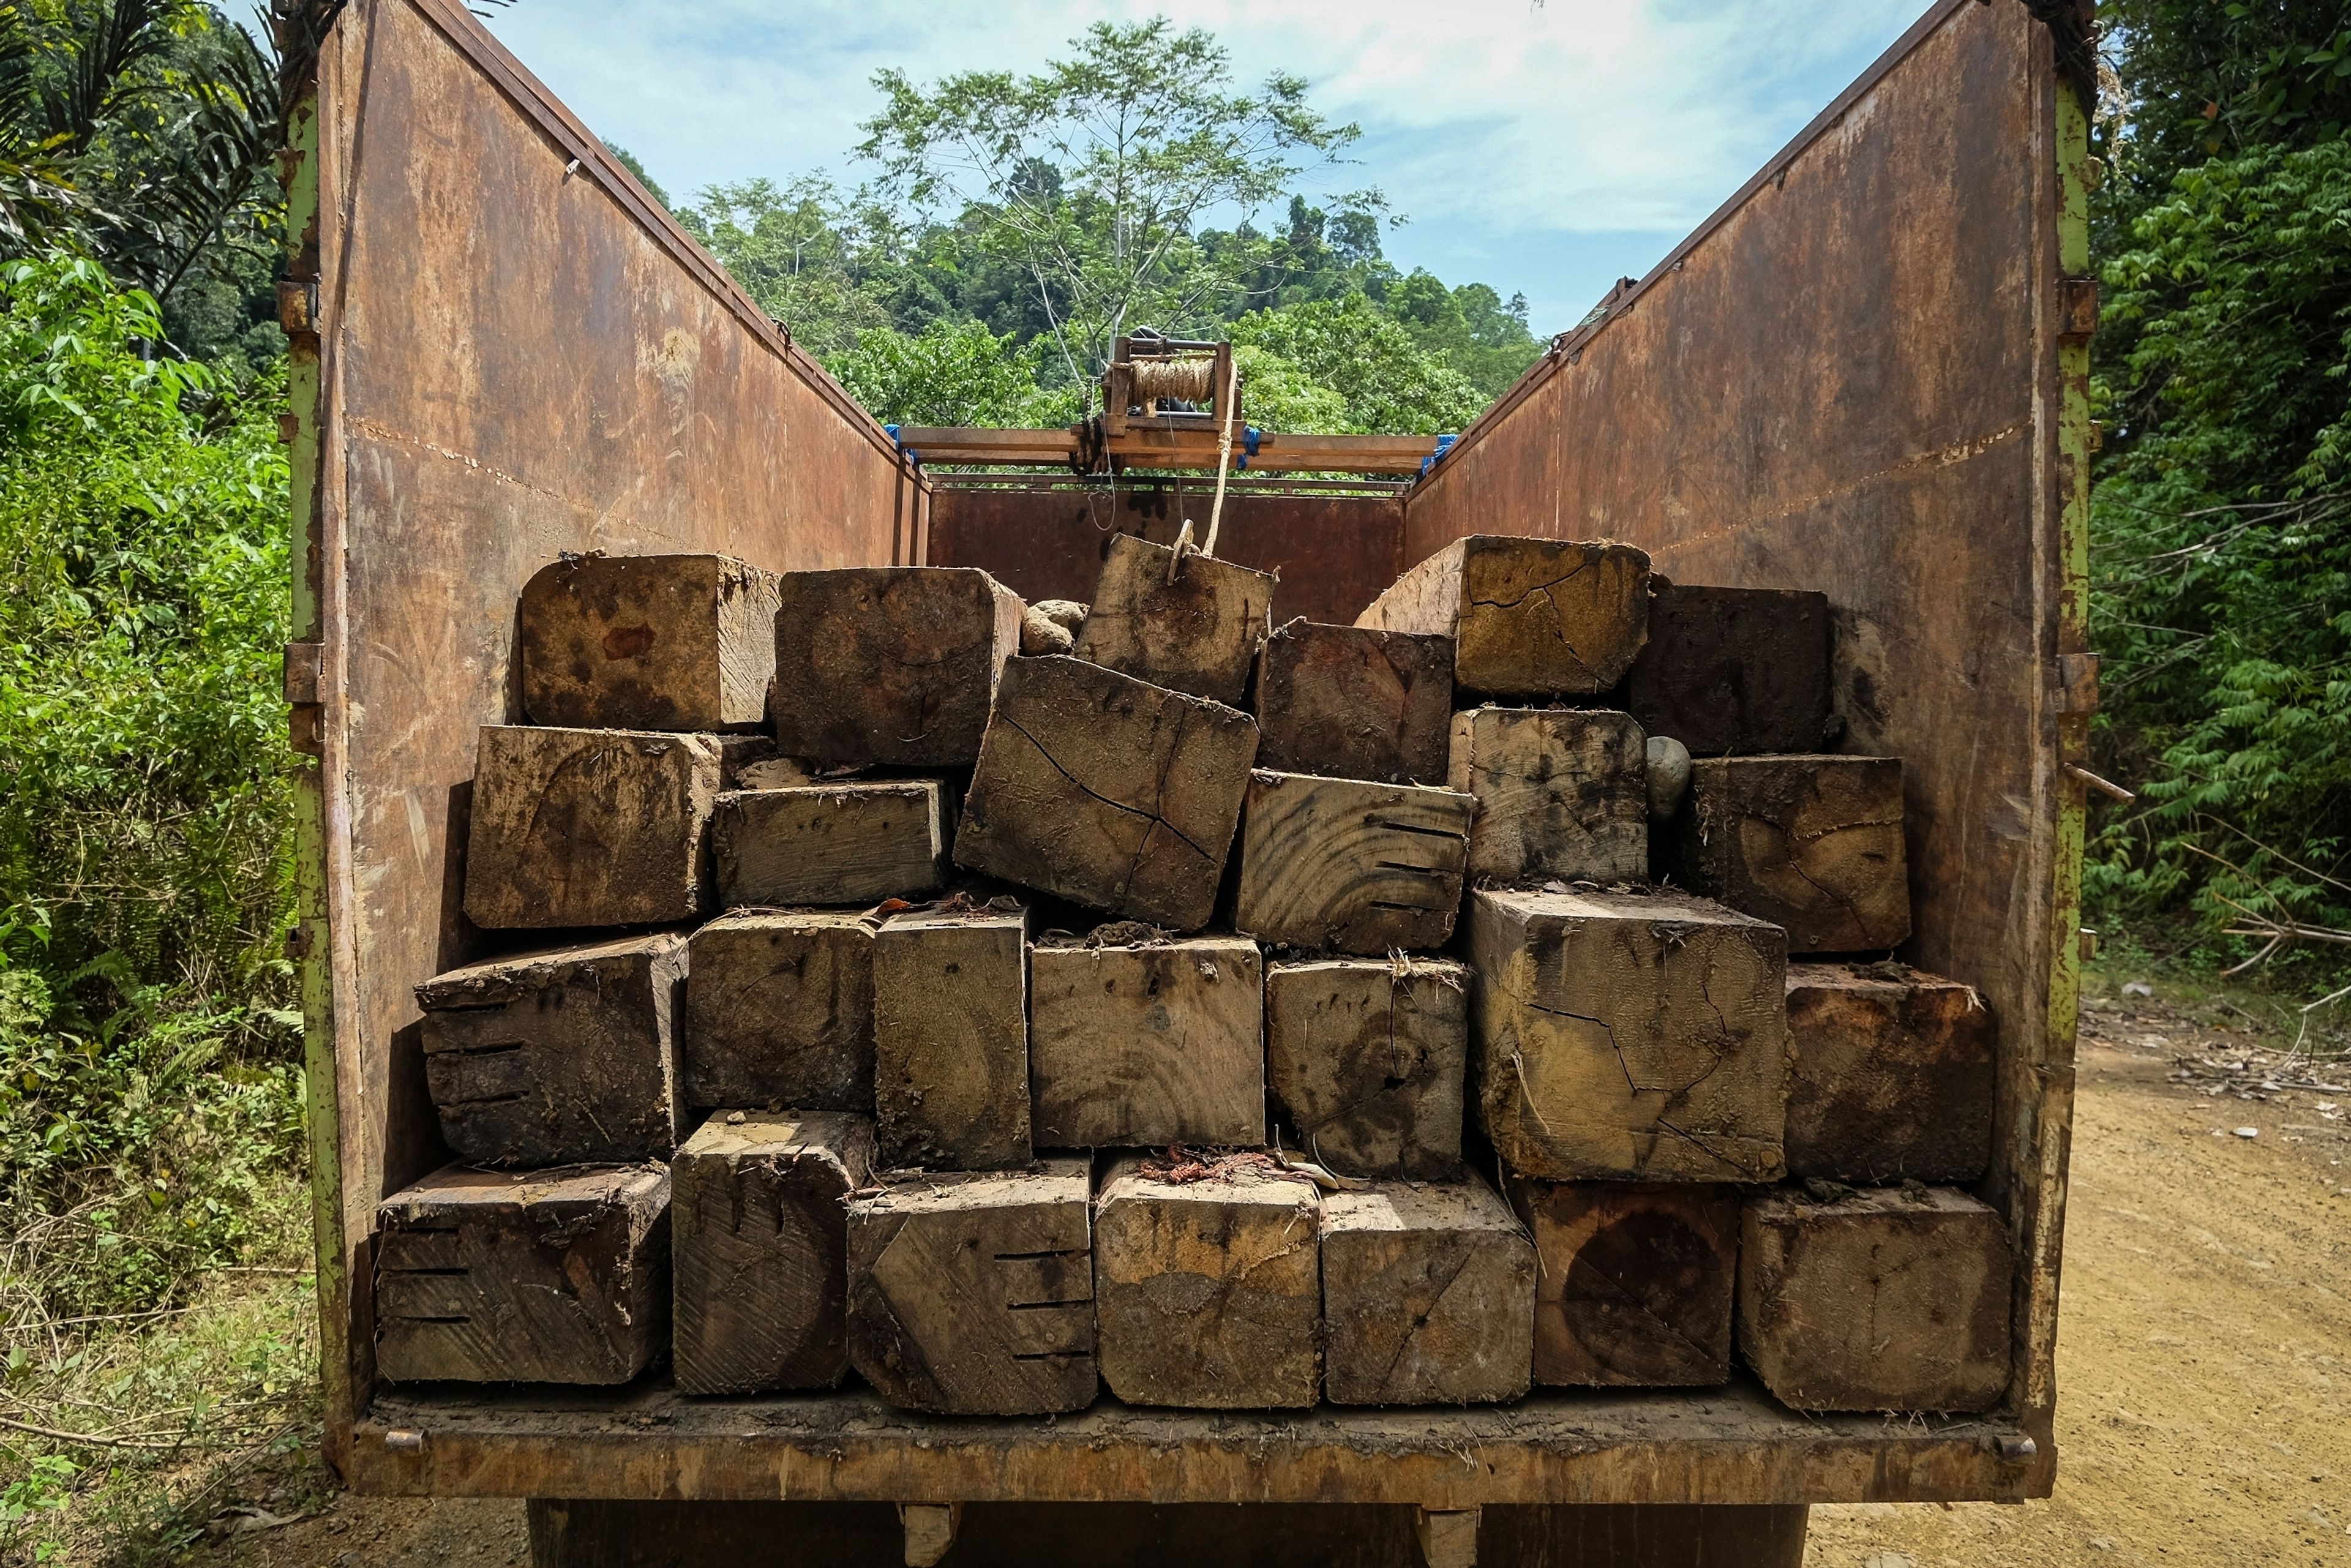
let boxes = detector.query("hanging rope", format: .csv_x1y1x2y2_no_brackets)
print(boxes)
1203,352,1240,559
1128,354,1218,407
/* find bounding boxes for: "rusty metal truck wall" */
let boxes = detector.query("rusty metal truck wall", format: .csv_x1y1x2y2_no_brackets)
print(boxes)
1401,0,2082,1435
295,0,919,1438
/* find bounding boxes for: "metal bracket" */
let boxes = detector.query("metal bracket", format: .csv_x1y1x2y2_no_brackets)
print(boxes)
899,1502,961,1567
277,278,320,337
285,642,324,756
2060,276,2099,341
1415,1505,1480,1568
2055,651,2099,716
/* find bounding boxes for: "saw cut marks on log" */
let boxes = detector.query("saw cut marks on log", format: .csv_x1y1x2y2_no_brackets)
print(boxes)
1264,957,1469,1180
954,655,1258,931
1502,1174,1739,1388
681,910,876,1113
872,902,1031,1171
1234,770,1474,954
1253,619,1455,786
1447,706,1649,884
1071,532,1273,708
713,780,948,907
1355,536,1651,697
519,552,781,733
415,932,686,1166
1028,934,1265,1149
1674,755,1912,954
1319,1174,1536,1406
771,566,1024,767
1785,961,1997,1184
373,1163,670,1386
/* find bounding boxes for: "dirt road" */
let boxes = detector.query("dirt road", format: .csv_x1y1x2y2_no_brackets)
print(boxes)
181,991,2351,1567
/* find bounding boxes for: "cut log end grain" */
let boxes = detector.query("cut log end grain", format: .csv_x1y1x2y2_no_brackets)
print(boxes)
1784,962,1996,1183
1320,1175,1536,1406
1446,707,1648,884
672,1111,876,1395
1093,1158,1323,1409
416,932,685,1166
1675,754,1911,954
846,1159,1095,1416
519,552,781,732
872,905,1031,1171
1265,958,1469,1180
1355,536,1651,696
1029,936,1265,1149
1235,771,1474,955
1624,582,1834,756
953,655,1258,931
771,566,1024,767
1072,533,1275,707
1738,1185,2012,1414
713,781,948,908
1466,887,1790,1184
374,1163,670,1385
1502,1174,1739,1388
681,910,874,1113
1253,619,1455,784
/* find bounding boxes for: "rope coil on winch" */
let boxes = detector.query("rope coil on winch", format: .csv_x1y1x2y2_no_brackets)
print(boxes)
1127,354,1220,407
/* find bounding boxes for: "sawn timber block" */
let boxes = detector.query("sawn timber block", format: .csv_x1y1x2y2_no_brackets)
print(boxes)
713,781,948,907
872,904,1030,1170
1738,1185,2012,1414
1253,618,1455,784
846,1159,1096,1416
1466,887,1790,1183
1319,1174,1536,1406
1446,706,1648,883
1234,770,1474,954
1028,935,1265,1149
1674,755,1911,954
416,932,685,1165
1092,1158,1322,1409
953,655,1258,931
518,552,780,732
771,566,1024,767
672,1111,876,1395
1264,957,1468,1180
1622,582,1835,756
1785,962,1996,1183
1354,535,1651,696
374,1163,670,1385
681,910,875,1112
1071,532,1275,707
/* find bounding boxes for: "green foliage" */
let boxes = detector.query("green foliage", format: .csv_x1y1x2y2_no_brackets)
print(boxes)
680,176,891,359
830,316,1076,429
1229,294,1485,435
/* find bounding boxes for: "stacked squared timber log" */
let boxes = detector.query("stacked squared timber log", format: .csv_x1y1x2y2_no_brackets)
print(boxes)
374,533,2009,1422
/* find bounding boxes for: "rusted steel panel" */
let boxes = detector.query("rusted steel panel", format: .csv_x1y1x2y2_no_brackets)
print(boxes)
1403,0,2074,1456
928,484,1403,627
303,0,918,1457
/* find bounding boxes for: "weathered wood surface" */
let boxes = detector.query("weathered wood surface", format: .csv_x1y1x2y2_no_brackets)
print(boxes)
1446,707,1648,883
1319,1176,1535,1406
374,1163,670,1386
463,727,757,929
1466,887,1789,1183
1234,771,1474,953
771,568,1024,767
872,905,1030,1170
846,1160,1095,1416
1070,533,1275,707
1785,962,1996,1182
1622,583,1834,757
1502,1176,1739,1388
1093,1159,1323,1409
954,656,1258,930
1019,598,1088,657
681,910,875,1112
1252,619,1455,784
1028,936,1265,1149
1674,756,1911,954
1354,536,1651,696
672,1111,876,1395
713,781,947,907
1264,958,1468,1180
519,553,781,732
1738,1187,2012,1414
416,932,685,1165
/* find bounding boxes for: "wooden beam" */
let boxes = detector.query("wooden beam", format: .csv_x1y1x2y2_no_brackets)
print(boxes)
891,425,1444,476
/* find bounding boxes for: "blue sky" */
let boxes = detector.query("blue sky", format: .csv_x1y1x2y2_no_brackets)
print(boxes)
482,0,1930,336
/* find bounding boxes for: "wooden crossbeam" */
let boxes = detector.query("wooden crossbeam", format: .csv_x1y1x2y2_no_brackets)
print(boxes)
890,424,1442,476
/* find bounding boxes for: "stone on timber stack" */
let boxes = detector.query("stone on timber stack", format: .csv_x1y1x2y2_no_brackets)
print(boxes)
1354,535,1650,696
771,566,1024,767
519,552,781,732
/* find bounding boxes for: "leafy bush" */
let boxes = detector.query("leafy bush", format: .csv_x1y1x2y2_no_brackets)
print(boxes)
1229,294,1487,435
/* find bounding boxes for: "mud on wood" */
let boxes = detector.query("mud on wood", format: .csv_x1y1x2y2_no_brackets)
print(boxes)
1265,958,1468,1180
1785,961,1995,1183
682,910,876,1113
771,567,1024,767
713,781,948,907
1252,619,1455,784
1622,583,1834,757
1502,1174,1739,1388
1447,707,1648,884
1320,1174,1535,1406
1071,533,1275,708
1673,756,1911,955
872,905,1031,1170
519,553,781,733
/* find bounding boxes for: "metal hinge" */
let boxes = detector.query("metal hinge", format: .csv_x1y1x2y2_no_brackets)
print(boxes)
2060,276,2099,341
277,278,320,336
285,642,324,756
2055,652,2099,716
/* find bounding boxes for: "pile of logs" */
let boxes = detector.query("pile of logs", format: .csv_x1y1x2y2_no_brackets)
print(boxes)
375,533,2008,1419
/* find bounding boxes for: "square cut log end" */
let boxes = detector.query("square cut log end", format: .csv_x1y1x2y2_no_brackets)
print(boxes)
374,1163,670,1385
846,1159,1095,1416
872,906,1031,1170
1624,582,1834,756
1235,771,1473,955
672,1110,876,1395
1467,887,1789,1183
1786,962,1996,1183
1073,532,1275,707
1676,755,1911,954
1265,957,1469,1180
681,910,876,1112
1738,1185,2012,1414
1093,1158,1323,1409
1502,1172,1739,1387
1447,707,1648,884
519,553,780,732
1321,1174,1535,1406
771,566,1024,767
1253,619,1456,784
416,931,685,1166
1029,936,1265,1149
1356,536,1651,696
714,781,948,908
953,656,1258,930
